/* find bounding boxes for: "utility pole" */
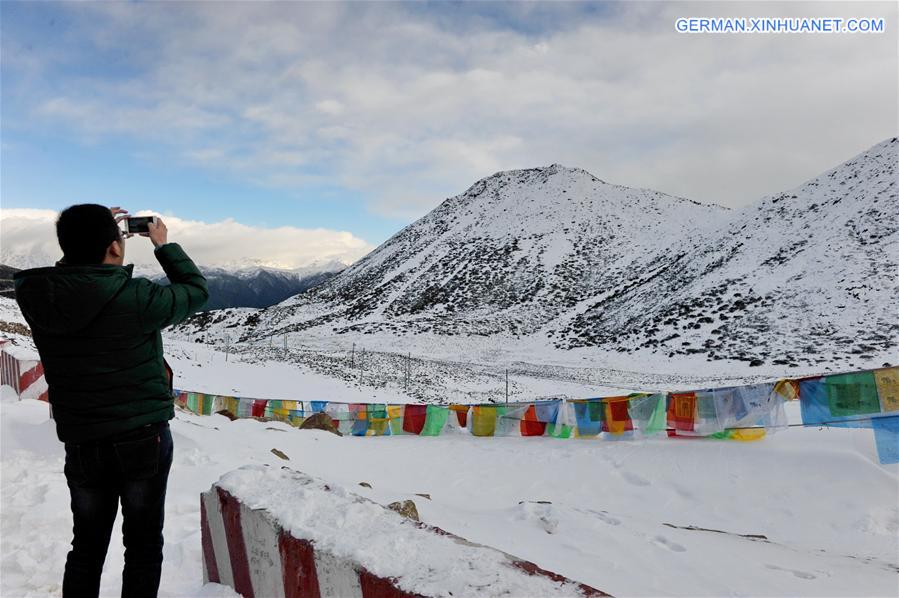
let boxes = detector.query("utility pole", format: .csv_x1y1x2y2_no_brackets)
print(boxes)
351,342,356,368
225,334,231,363
505,368,509,404
404,352,410,392
283,334,288,352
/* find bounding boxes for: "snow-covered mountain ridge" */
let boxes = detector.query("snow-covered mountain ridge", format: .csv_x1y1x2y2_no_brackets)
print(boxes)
154,264,343,310
273,163,729,334
173,138,898,370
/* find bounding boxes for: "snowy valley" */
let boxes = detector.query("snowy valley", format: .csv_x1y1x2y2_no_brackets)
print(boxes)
166,139,897,396
1,139,897,598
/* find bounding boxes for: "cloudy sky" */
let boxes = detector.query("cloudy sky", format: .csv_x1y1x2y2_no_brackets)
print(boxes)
1,1,896,269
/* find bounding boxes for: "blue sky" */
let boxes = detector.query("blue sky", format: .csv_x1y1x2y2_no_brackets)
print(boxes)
1,1,406,242
2,1,896,267
2,128,387,235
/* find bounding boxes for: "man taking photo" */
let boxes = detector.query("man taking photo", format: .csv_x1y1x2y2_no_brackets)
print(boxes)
14,204,208,598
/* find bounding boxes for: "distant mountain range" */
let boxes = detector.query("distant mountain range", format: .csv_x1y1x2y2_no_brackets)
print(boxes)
154,264,342,310
170,138,898,370
0,262,341,310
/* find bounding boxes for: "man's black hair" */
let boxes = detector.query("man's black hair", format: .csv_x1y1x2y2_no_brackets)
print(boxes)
56,204,121,265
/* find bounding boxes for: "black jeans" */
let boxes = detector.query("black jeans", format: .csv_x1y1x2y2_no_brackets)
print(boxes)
62,422,173,598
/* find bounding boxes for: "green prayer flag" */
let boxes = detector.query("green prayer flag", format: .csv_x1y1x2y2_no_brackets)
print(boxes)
420,405,449,436
187,392,199,414
629,393,667,435
547,423,573,438
825,371,881,417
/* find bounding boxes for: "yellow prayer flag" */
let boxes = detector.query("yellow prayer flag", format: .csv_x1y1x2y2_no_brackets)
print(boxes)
875,367,899,413
774,379,799,401
471,406,497,437
727,428,766,441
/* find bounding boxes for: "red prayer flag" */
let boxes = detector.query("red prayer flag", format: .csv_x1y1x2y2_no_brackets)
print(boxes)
252,400,268,418
520,405,547,436
668,392,696,432
402,404,427,435
450,405,468,428
603,398,634,434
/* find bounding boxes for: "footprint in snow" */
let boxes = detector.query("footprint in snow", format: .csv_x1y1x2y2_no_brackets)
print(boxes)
620,470,652,487
585,509,622,526
669,483,696,501
652,535,687,552
765,564,816,580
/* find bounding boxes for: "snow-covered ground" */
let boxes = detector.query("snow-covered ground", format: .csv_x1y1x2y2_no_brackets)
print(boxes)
166,338,746,405
2,340,898,597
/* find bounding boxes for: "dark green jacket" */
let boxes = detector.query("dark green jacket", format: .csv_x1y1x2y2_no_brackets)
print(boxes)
14,243,208,442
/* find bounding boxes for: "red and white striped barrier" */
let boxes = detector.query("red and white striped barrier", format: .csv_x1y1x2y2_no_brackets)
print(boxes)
202,466,609,598
0,339,48,402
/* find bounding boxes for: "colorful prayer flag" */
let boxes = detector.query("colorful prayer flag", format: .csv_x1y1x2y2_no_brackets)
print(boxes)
521,405,548,436
236,398,253,418
825,371,881,417
547,401,575,438
872,416,899,464
875,367,899,414
573,400,603,438
251,399,268,418
471,405,499,437
421,405,449,436
774,379,799,402
800,376,873,428
366,408,390,436
402,404,428,435
449,404,469,428
668,392,697,433
388,405,405,435
602,397,634,435
628,393,667,435
494,403,530,437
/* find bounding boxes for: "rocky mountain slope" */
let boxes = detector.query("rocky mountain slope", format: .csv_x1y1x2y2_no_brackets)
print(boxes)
273,164,729,334
558,138,898,367
172,138,898,370
0,265,18,299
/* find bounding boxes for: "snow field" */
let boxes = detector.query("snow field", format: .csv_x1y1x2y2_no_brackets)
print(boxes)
2,387,897,597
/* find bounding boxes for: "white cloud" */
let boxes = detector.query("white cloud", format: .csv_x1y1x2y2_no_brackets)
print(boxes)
6,1,897,219
0,208,373,273
315,99,345,116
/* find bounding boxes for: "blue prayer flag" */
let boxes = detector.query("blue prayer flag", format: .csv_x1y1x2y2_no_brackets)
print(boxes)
872,416,899,464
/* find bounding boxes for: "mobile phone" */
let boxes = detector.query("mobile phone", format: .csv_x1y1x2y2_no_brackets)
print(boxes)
123,216,157,234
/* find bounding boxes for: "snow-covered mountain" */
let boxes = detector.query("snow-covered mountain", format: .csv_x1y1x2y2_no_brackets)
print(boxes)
154,263,343,310
173,139,898,370
272,164,730,332
558,138,899,366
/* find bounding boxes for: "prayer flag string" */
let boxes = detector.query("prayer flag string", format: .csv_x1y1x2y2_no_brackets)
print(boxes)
173,365,899,464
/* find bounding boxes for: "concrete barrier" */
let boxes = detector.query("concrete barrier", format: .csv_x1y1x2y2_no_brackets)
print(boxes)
0,339,48,402
201,465,610,597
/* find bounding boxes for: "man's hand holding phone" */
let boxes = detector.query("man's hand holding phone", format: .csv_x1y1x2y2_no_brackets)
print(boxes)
113,207,168,248
147,218,168,248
